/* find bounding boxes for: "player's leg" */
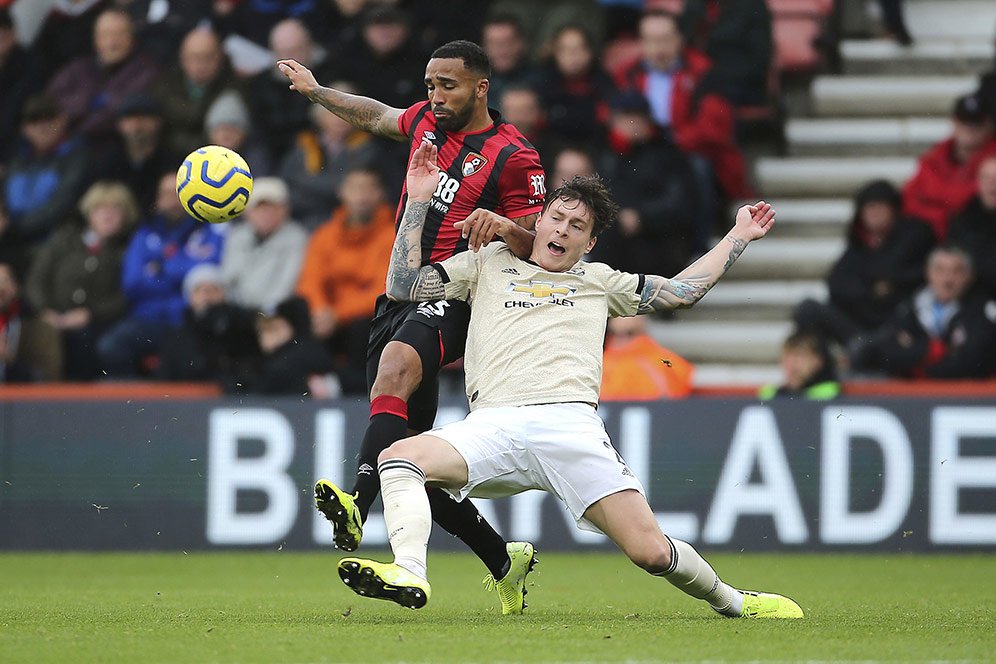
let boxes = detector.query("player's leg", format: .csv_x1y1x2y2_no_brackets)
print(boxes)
583,490,803,618
338,433,467,608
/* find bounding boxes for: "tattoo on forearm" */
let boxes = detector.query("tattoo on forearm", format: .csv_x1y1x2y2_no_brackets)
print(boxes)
638,275,709,313
388,200,443,301
308,86,398,138
723,235,747,273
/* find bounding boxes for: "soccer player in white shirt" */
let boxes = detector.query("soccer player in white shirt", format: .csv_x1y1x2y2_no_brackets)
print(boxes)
337,141,803,619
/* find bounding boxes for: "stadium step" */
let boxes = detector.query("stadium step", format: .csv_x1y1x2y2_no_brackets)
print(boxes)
691,363,783,389
902,0,996,40
786,117,950,157
810,75,977,117
754,157,917,197
726,237,844,279
680,280,828,321
840,38,995,75
731,198,853,237
647,320,792,364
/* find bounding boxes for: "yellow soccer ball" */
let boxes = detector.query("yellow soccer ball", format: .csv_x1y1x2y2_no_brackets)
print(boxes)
175,145,253,223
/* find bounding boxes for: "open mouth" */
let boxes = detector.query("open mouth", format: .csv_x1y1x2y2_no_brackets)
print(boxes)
548,241,566,256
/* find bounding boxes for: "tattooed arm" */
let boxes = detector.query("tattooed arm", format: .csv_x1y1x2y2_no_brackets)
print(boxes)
277,59,405,141
638,202,776,313
387,142,447,301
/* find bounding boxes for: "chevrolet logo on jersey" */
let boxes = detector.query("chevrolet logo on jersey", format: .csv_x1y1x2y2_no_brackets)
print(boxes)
507,281,576,299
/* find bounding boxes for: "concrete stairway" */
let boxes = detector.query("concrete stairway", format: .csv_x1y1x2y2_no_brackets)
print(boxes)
648,0,996,387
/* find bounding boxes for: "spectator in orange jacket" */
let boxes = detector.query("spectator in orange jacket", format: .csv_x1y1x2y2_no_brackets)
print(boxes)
902,93,996,241
601,316,694,400
296,167,396,393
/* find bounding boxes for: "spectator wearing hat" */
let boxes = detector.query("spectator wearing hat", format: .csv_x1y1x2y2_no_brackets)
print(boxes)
158,263,260,385
296,167,396,394
96,172,224,377
948,156,996,298
795,179,934,353
279,84,401,231
204,89,272,177
46,8,160,149
902,93,996,241
154,26,242,157
591,90,698,275
0,8,43,170
248,295,334,396
93,93,179,216
2,94,90,252
25,181,136,380
249,18,334,161
221,177,307,310
328,6,428,109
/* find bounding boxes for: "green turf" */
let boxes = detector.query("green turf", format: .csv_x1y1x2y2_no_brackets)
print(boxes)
1,551,994,663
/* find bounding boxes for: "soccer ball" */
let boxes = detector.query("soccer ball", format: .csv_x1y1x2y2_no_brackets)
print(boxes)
175,145,253,224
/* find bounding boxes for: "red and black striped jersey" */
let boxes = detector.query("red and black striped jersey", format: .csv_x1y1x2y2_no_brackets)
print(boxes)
396,101,546,265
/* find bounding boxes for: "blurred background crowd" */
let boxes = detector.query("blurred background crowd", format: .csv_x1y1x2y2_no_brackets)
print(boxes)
0,0,995,400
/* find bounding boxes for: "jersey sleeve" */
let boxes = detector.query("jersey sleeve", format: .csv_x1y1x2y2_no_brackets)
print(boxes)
495,147,546,220
592,262,644,317
432,243,503,302
397,102,429,138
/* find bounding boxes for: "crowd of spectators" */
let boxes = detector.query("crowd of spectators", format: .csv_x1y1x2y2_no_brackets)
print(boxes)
1,0,994,395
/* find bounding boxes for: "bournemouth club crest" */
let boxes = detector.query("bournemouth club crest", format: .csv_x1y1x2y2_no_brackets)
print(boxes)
462,152,488,177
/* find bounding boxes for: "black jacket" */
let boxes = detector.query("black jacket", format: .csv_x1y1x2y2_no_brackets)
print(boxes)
947,197,996,298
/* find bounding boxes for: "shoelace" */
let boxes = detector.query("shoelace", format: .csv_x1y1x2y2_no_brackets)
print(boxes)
482,574,498,592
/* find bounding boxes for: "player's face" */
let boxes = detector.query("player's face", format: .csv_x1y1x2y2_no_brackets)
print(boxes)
531,196,597,272
424,58,486,132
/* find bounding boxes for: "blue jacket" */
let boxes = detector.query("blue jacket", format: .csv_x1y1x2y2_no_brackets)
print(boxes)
121,215,224,325
3,137,89,243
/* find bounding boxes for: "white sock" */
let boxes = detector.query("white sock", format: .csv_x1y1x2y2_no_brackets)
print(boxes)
655,537,743,617
378,459,432,581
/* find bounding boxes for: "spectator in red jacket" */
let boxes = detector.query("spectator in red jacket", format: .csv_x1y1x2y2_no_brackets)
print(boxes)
902,93,996,241
617,10,752,202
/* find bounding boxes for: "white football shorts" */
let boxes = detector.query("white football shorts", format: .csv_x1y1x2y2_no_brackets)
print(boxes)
428,402,645,533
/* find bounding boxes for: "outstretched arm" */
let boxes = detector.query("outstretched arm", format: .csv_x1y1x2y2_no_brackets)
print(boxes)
638,202,775,313
387,142,447,301
276,59,405,141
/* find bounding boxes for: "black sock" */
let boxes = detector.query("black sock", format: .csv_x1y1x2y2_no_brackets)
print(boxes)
352,396,410,520
427,488,510,578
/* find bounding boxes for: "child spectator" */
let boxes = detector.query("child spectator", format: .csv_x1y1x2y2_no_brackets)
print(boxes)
221,177,307,310
26,181,136,380
759,331,840,400
249,296,334,395
158,264,260,385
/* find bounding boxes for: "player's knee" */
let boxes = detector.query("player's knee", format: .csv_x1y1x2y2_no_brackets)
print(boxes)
378,438,421,467
627,539,673,575
371,343,422,399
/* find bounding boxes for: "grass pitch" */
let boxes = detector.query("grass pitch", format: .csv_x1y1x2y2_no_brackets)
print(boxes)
1,551,994,663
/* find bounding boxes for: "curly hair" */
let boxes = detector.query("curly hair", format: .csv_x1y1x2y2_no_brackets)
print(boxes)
542,174,619,237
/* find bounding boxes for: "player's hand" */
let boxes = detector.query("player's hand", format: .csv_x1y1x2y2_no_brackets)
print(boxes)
276,59,319,97
733,201,775,242
406,140,440,203
454,209,516,252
